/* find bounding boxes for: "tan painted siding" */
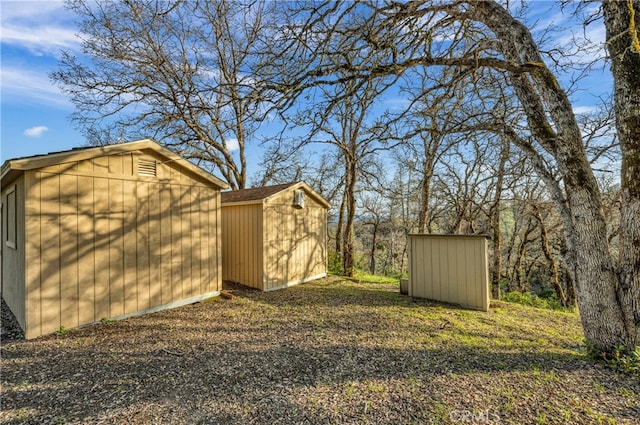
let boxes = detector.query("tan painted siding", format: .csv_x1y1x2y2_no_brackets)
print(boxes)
221,204,263,289
24,172,42,337
2,175,26,330
14,151,222,338
262,200,327,291
212,190,222,292
77,174,95,327
148,181,162,307
221,185,328,291
408,234,489,311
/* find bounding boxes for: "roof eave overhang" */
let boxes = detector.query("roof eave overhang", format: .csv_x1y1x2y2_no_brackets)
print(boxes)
220,199,264,207
0,139,229,191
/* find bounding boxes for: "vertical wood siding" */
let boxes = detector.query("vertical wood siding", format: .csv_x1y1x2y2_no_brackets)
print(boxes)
212,189,222,294
263,198,327,291
16,152,221,338
221,204,263,289
221,187,328,291
24,173,42,337
408,234,489,311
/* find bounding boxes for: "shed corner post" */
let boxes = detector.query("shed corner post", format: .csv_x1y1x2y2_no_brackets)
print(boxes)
216,191,222,293
483,237,490,311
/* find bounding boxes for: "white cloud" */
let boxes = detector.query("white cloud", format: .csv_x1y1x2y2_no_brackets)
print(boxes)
1,25,79,55
24,125,49,137
0,2,78,108
1,66,71,107
225,138,240,152
382,96,411,111
0,1,80,55
528,4,607,65
573,105,598,115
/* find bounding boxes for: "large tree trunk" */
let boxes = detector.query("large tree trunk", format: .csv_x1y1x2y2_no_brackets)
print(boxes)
603,0,640,350
490,204,502,299
343,156,357,277
513,216,535,292
473,1,636,352
417,132,437,233
490,140,509,299
369,222,378,274
417,161,434,233
335,193,346,257
504,211,518,293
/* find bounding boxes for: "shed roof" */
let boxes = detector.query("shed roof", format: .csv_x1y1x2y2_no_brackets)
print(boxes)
1,139,228,190
221,181,331,208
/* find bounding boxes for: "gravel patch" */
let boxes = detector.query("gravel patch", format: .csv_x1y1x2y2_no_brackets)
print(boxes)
1,277,638,424
1,298,24,344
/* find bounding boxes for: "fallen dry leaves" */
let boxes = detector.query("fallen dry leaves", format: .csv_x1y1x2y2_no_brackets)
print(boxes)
1,277,638,424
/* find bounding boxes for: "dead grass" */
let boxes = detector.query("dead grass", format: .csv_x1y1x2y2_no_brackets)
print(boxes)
1,276,638,424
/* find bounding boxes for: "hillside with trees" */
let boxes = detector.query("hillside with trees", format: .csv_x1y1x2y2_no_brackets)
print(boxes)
53,0,639,355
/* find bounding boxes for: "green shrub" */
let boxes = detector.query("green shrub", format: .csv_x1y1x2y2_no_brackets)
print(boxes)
352,270,399,284
501,291,570,311
502,291,544,307
55,326,69,336
543,296,566,311
328,250,343,275
599,345,640,376
537,289,556,299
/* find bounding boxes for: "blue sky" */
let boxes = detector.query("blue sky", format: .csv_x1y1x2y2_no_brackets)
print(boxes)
1,1,612,169
1,1,82,162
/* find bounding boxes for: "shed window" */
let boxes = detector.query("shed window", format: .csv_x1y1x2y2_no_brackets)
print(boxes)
5,185,17,249
138,158,157,177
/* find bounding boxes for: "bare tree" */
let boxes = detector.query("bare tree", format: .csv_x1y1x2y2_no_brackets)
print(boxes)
308,78,395,276
360,194,387,274
489,137,510,299
433,135,497,234
270,0,639,353
53,0,274,189
531,203,568,306
393,66,465,234
263,11,401,275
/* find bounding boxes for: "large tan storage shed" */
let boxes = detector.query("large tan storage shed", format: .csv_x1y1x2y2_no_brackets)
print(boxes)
221,182,330,291
1,139,227,338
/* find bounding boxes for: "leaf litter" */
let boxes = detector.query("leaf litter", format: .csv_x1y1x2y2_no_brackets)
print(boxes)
1,277,638,424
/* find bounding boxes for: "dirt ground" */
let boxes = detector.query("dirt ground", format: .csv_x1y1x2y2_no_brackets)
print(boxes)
1,277,638,424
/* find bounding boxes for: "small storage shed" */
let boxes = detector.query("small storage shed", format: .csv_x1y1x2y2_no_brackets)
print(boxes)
221,182,330,291
408,234,490,311
0,139,228,338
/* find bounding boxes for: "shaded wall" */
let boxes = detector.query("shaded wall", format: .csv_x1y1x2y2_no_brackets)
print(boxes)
1,174,26,329
221,204,263,289
408,234,489,311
